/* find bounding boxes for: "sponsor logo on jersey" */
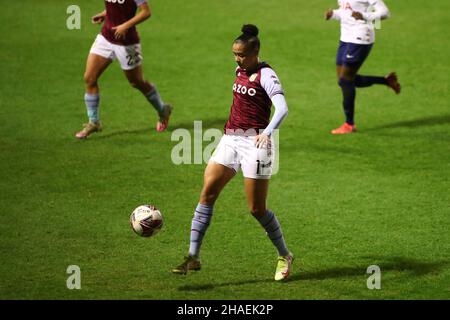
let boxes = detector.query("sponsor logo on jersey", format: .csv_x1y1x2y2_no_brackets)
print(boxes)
233,83,257,96
106,0,126,4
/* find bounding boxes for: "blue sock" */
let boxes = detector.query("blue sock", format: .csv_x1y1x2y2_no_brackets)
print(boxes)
256,210,289,257
339,78,356,125
84,93,100,123
145,86,165,114
355,75,387,88
188,203,214,258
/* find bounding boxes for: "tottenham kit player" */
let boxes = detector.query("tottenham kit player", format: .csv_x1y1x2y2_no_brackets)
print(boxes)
325,0,401,134
76,0,172,139
173,25,294,281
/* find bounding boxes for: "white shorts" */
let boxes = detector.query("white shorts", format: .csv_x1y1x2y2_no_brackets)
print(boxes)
209,134,275,179
89,34,143,70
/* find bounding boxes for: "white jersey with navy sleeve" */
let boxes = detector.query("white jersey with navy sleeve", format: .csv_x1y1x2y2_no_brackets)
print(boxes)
331,0,390,44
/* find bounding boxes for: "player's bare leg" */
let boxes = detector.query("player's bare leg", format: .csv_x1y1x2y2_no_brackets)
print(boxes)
84,53,112,95
336,65,344,80
199,162,236,206
124,65,172,132
76,54,112,139
244,178,293,281
173,162,235,275
244,178,269,218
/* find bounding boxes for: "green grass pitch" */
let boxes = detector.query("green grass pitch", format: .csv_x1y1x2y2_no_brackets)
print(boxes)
0,0,449,299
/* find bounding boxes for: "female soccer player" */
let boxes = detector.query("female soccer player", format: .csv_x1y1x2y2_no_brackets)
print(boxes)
76,0,172,139
325,0,401,134
172,25,293,281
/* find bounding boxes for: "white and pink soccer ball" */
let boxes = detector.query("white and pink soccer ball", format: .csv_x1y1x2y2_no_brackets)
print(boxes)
130,205,164,237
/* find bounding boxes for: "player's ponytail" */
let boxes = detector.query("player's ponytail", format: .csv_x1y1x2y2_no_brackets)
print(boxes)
235,24,260,52
241,24,259,37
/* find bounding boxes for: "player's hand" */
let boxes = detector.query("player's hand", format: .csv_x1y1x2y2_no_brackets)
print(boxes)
112,24,128,40
325,9,333,20
352,11,364,20
254,133,271,149
91,14,105,24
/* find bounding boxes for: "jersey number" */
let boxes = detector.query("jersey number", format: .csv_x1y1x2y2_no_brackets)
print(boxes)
256,160,272,175
126,52,141,66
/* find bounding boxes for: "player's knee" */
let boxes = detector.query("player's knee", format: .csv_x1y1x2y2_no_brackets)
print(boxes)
199,190,218,206
129,79,145,90
84,73,97,87
129,80,139,89
250,206,266,218
339,77,354,87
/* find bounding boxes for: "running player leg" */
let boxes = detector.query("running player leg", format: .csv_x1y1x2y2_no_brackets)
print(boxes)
355,72,401,94
332,62,360,134
244,178,293,281
123,65,172,132
172,162,236,274
76,53,112,139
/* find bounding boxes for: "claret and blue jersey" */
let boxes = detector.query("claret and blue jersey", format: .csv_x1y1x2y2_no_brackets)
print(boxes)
102,0,148,45
225,63,285,134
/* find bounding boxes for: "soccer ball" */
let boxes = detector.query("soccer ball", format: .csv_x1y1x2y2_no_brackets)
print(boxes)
130,205,164,237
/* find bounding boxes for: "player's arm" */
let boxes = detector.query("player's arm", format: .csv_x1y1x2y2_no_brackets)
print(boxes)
112,1,152,40
256,94,288,148
325,8,342,21
263,94,289,136
255,69,289,148
92,10,107,24
352,0,390,21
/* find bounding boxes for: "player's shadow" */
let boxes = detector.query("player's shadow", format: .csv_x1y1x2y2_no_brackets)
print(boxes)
93,127,152,140
365,114,450,131
294,256,449,281
177,256,449,291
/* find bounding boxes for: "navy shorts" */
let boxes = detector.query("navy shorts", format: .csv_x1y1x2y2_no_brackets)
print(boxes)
336,41,373,67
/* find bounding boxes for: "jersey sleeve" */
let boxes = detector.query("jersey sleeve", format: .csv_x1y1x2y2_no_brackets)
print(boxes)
260,68,284,99
331,9,343,21
363,0,390,21
262,94,289,136
134,0,148,6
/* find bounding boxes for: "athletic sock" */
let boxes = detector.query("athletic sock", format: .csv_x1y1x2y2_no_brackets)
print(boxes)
188,203,214,258
145,86,165,114
339,78,356,125
355,75,387,87
84,93,100,123
256,209,290,257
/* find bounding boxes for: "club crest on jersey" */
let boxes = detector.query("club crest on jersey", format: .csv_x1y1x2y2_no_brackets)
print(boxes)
340,1,353,10
249,73,258,82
